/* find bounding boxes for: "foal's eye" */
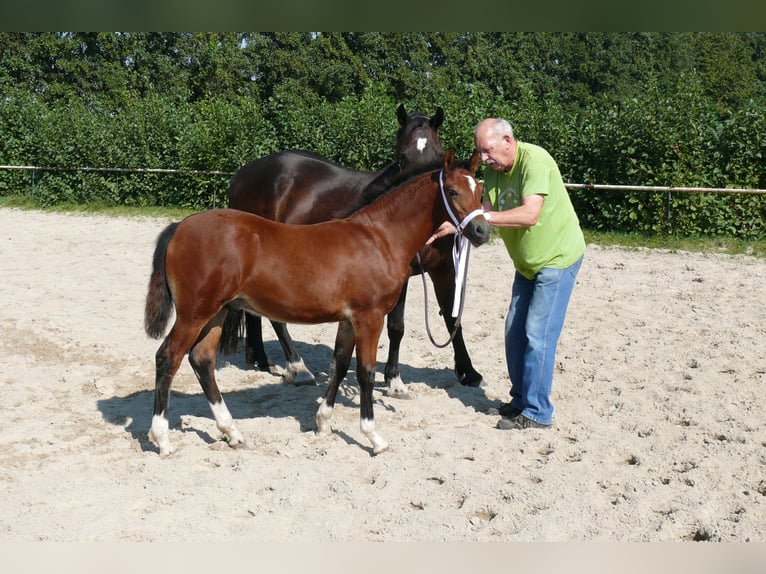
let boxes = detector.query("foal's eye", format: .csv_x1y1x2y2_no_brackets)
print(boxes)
448,188,459,198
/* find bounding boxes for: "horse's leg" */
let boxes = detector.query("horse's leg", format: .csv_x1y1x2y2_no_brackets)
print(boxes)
149,324,200,457
429,261,484,387
189,310,246,449
271,320,316,386
316,320,354,436
244,313,271,372
354,314,390,455
382,285,410,399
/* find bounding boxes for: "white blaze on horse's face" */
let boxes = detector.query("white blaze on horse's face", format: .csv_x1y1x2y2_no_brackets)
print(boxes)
464,175,477,194
416,137,428,152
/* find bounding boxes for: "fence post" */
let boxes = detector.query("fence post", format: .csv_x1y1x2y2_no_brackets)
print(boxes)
666,191,672,234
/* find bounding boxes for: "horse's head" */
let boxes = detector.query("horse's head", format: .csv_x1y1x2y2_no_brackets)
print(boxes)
438,148,492,248
395,104,445,173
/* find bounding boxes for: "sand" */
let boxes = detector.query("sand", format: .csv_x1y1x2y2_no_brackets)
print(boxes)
0,207,764,543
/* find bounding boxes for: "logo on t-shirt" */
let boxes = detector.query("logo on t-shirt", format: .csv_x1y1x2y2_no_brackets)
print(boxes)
498,183,521,209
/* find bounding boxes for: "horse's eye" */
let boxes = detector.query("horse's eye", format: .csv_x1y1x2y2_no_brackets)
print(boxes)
449,188,459,198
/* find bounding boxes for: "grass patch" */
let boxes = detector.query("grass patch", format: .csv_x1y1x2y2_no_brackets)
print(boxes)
0,195,195,220
583,229,766,258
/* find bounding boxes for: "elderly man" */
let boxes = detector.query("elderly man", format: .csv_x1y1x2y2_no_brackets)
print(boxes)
429,118,585,429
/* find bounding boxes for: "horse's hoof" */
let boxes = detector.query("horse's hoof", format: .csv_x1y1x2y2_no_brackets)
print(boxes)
387,388,412,400
282,362,317,386
457,369,484,388
386,376,410,398
461,379,484,388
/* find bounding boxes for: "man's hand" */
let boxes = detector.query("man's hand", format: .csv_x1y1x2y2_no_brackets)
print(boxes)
426,221,457,245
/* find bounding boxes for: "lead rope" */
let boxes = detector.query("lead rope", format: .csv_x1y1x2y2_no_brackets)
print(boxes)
416,244,471,348
419,170,484,348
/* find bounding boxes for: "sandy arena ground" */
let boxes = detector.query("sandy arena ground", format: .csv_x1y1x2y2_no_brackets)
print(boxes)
0,208,764,543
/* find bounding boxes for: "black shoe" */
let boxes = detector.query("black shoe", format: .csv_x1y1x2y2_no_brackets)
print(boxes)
518,416,550,429
496,417,520,430
496,415,551,430
497,403,523,418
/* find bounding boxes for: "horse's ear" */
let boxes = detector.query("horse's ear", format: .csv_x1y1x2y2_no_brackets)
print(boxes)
470,148,480,174
443,148,456,171
431,107,444,130
397,103,407,126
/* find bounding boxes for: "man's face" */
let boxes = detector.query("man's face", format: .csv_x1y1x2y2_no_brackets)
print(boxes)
475,129,513,172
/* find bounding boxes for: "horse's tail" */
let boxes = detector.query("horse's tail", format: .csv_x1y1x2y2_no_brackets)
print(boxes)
218,309,246,356
144,222,179,339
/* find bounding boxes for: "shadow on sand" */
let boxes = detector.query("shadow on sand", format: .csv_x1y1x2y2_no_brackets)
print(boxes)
98,338,493,455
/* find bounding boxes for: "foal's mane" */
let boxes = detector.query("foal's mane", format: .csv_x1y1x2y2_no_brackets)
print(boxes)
352,151,475,223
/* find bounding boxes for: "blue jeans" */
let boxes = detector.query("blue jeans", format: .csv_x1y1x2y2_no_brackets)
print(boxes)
504,256,583,425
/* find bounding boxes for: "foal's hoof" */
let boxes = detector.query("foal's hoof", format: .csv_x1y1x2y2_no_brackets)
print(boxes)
372,443,391,456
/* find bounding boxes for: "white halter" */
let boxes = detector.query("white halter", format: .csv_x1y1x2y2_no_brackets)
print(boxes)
438,170,484,317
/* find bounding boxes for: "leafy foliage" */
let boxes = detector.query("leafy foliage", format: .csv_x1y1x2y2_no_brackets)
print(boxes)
0,32,764,238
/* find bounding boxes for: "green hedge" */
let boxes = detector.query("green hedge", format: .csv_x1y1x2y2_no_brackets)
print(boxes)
1,80,764,239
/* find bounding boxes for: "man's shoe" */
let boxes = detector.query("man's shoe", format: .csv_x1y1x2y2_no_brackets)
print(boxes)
518,416,550,429
497,403,523,418
496,415,551,430
496,417,520,430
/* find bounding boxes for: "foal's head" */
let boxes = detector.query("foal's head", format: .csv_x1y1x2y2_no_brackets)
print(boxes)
395,104,445,172
438,149,492,248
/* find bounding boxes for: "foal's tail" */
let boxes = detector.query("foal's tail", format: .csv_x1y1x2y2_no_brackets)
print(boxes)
144,222,179,339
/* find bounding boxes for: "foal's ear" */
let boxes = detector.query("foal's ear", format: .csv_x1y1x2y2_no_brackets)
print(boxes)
442,148,456,171
469,148,480,174
397,103,407,126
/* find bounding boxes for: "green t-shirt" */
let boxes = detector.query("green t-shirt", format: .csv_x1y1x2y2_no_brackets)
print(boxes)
484,141,586,279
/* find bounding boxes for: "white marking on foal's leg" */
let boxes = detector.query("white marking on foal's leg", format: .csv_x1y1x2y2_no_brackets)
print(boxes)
209,400,246,449
282,359,316,386
149,413,173,457
386,375,410,399
315,399,334,436
416,137,427,152
361,418,389,455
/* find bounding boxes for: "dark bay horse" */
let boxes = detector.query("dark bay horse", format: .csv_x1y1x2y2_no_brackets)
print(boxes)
226,104,484,396
144,149,491,456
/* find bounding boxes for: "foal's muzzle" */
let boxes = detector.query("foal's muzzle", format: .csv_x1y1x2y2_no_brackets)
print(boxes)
463,218,492,247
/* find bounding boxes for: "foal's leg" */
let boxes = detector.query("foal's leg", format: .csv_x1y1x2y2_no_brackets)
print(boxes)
271,320,316,386
316,320,354,436
354,315,390,455
382,286,410,398
150,325,200,457
429,261,483,387
189,311,246,449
